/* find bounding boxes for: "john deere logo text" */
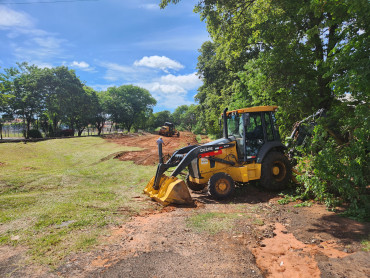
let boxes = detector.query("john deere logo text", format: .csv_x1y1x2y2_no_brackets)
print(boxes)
199,147,213,153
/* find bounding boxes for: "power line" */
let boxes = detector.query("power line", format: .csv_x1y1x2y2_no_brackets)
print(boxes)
0,0,99,4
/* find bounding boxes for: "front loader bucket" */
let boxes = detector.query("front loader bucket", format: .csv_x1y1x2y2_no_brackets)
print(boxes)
144,174,193,206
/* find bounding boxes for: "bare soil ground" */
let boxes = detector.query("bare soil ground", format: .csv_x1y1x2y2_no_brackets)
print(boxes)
1,132,369,278
103,131,204,166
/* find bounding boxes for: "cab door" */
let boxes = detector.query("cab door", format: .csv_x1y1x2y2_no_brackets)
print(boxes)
245,112,265,159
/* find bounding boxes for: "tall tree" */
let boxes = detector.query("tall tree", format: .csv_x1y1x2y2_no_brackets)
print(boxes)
54,67,86,134
74,86,96,136
161,0,369,135
172,104,198,131
0,69,14,139
90,89,110,136
151,110,172,129
107,85,157,131
39,66,86,136
4,63,45,138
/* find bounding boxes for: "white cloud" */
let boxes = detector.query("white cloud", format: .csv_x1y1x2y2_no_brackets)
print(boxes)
1,6,67,63
33,36,64,49
140,4,159,10
160,73,202,90
100,62,140,81
12,36,66,61
150,83,187,95
0,6,33,29
134,55,184,72
71,61,90,68
139,82,194,109
70,61,95,72
33,62,53,69
137,72,202,109
99,61,202,109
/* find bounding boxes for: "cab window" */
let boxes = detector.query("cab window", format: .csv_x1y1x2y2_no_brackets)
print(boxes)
264,113,274,141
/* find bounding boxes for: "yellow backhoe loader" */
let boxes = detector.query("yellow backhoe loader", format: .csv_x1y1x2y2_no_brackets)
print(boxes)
158,122,180,137
144,106,292,205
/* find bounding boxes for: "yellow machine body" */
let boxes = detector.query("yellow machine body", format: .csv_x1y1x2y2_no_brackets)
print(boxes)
144,144,262,205
144,175,193,206
158,122,179,137
189,144,261,184
158,125,170,136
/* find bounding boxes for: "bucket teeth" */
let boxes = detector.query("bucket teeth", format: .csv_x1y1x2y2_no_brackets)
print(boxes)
144,175,193,206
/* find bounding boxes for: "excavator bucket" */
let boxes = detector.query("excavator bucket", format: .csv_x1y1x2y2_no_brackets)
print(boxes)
144,174,193,206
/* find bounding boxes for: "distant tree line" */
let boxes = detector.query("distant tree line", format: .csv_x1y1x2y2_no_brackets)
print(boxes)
0,62,163,138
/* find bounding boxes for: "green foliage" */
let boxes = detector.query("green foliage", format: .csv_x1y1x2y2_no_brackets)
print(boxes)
107,85,157,131
196,40,248,136
92,90,110,135
2,63,45,138
294,103,369,220
28,129,43,139
149,110,172,131
362,238,370,252
172,104,198,131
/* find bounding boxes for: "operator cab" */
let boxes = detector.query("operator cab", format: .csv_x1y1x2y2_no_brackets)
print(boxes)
223,106,281,162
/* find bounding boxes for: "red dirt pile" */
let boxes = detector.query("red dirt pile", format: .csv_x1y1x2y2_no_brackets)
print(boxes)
105,132,201,165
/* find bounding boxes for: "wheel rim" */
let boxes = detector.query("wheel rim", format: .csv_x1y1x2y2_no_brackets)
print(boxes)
215,179,230,194
272,161,287,182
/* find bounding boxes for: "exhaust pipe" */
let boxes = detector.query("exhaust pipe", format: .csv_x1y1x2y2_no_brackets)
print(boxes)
223,107,228,139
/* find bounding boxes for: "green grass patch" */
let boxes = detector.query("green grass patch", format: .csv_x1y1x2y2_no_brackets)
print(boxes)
186,212,242,234
0,137,156,266
361,238,370,252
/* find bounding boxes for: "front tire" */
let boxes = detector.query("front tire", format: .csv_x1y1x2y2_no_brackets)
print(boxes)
208,172,235,200
260,151,291,190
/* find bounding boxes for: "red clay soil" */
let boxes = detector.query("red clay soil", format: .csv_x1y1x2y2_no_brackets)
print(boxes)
104,131,202,166
53,198,369,278
252,223,347,278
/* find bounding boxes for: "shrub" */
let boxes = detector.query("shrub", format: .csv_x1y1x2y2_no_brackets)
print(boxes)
55,129,74,137
28,129,43,139
294,103,369,221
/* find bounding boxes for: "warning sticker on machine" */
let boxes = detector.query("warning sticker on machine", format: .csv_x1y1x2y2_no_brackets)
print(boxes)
201,158,208,164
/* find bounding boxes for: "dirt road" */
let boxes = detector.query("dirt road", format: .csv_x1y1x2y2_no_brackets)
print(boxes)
2,132,369,277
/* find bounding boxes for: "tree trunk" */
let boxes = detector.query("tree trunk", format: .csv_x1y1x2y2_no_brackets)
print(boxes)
53,116,58,136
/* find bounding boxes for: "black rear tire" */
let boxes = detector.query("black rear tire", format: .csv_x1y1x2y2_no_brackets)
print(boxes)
186,175,206,191
208,172,235,200
260,151,291,190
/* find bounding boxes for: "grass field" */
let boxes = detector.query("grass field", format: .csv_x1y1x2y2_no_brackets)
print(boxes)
0,137,156,266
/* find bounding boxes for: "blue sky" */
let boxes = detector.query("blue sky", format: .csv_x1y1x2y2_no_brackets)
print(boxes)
0,0,209,112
